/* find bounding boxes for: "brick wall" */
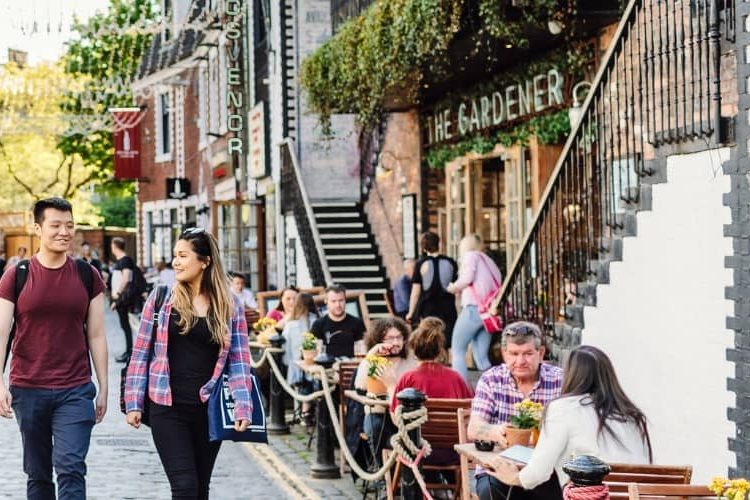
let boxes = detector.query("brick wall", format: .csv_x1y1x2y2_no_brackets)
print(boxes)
364,111,421,283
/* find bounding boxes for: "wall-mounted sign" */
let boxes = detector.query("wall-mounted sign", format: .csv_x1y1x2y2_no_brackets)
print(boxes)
112,108,142,180
224,0,245,161
402,194,418,260
248,102,267,178
166,178,190,200
423,69,565,147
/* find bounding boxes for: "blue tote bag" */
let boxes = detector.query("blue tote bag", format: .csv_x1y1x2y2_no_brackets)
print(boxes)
207,367,267,443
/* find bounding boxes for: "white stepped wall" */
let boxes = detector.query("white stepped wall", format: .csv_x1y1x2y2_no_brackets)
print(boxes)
582,148,734,481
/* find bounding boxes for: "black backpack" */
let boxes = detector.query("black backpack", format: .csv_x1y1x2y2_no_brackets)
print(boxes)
118,263,149,314
3,259,94,372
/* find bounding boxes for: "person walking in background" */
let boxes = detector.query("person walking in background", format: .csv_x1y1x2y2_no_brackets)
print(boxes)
229,271,257,309
392,259,414,318
405,232,458,349
110,237,136,363
266,286,298,330
80,241,103,276
481,345,652,500
281,293,319,424
447,234,503,380
4,246,27,272
156,260,176,287
124,228,254,499
0,197,108,499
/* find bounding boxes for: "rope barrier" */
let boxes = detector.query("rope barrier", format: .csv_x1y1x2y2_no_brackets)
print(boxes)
250,345,435,496
563,483,611,500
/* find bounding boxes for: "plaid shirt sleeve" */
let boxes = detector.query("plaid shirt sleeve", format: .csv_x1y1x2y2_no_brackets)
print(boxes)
471,369,499,424
226,297,253,421
124,288,158,413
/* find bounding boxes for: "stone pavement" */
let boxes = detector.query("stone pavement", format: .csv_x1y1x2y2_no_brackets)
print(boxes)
0,303,333,499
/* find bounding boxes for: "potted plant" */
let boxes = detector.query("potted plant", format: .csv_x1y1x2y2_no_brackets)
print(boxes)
364,354,390,396
252,317,277,345
709,476,750,499
506,399,543,447
300,332,318,364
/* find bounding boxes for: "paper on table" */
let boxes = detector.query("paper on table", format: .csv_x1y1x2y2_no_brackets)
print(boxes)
499,445,534,465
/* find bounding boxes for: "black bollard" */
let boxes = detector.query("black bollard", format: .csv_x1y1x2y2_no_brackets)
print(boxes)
267,334,290,435
396,387,427,500
309,351,340,479
562,455,611,499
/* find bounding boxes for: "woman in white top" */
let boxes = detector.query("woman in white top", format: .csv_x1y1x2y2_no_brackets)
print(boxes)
281,293,319,423
485,345,652,498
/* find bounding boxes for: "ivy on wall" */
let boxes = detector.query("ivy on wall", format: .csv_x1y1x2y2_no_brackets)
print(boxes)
299,0,571,135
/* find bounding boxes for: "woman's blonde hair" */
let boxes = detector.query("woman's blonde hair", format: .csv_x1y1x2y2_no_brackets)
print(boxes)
170,229,233,347
458,233,484,260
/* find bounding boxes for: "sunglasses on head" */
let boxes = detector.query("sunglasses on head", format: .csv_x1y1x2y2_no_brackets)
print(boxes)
180,227,206,238
502,324,542,338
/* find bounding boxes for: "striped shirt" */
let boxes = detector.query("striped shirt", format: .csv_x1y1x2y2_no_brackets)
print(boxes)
472,363,563,475
124,288,254,421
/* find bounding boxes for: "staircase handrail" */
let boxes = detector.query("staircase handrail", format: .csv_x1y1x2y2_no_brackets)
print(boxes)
280,138,333,285
496,0,642,308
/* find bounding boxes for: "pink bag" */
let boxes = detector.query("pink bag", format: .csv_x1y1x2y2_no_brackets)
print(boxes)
468,255,504,334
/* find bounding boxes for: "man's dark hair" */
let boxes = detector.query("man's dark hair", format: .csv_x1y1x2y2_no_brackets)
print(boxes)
111,237,127,251
325,283,346,295
33,197,73,225
230,271,247,283
420,232,440,253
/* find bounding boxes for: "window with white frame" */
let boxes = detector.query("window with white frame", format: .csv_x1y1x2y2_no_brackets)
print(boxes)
155,91,172,161
218,40,228,134
208,49,220,140
162,0,173,44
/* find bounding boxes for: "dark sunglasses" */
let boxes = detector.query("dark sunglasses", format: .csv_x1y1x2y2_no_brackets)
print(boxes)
502,323,542,338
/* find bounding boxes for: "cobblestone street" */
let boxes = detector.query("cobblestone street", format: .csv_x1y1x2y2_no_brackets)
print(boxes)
0,304,298,500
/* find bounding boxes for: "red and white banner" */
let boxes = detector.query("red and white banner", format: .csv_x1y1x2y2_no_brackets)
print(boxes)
111,108,142,180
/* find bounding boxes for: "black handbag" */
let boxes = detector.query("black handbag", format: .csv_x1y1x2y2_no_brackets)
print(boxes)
119,285,168,426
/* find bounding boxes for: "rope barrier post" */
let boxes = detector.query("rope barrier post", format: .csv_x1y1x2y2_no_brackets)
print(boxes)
267,336,290,435
310,351,340,479
396,387,427,500
562,455,611,500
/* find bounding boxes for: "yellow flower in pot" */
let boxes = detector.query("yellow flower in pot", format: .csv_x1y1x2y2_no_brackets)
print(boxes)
252,317,277,345
300,332,318,365
710,476,750,499
364,354,391,396
506,399,544,447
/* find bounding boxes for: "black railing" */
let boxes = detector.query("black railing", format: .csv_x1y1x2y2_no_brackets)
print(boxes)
331,0,375,33
497,0,729,361
280,139,332,287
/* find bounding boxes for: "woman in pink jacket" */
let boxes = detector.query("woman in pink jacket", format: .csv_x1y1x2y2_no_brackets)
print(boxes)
447,234,503,381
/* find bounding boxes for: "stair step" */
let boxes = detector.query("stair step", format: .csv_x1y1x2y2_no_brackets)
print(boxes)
335,277,387,283
320,233,370,240
327,254,376,260
315,212,361,219
369,312,391,319
322,243,371,249
318,222,365,229
330,266,380,272
311,202,358,208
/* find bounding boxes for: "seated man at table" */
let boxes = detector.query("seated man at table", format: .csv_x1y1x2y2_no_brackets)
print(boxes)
310,284,366,359
467,321,564,500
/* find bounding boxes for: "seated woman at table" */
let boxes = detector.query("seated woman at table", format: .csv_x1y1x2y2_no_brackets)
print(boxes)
281,293,319,425
353,317,417,467
390,317,474,469
266,285,299,330
483,345,652,500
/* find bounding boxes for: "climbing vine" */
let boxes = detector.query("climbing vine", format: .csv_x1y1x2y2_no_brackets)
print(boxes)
300,0,576,135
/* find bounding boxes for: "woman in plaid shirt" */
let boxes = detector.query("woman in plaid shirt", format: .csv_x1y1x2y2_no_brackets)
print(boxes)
124,228,253,499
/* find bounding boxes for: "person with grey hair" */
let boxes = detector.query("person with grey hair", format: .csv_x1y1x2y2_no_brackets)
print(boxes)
466,321,564,499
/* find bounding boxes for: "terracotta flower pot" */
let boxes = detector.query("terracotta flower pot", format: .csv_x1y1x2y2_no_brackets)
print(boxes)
302,349,317,365
506,426,533,447
531,427,540,446
366,376,387,396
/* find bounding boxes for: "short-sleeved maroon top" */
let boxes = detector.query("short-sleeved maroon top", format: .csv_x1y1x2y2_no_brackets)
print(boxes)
0,256,105,389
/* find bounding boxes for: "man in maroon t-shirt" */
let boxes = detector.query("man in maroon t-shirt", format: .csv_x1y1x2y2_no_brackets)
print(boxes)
0,197,107,499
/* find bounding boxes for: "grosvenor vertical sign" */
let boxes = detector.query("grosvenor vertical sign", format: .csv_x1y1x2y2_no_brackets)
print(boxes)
225,0,244,159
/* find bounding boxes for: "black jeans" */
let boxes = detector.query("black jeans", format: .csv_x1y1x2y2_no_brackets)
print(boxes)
476,473,563,500
150,402,222,500
11,382,97,500
115,304,133,354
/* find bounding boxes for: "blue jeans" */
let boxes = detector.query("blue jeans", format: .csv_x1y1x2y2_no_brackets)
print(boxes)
11,382,97,500
451,305,492,380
